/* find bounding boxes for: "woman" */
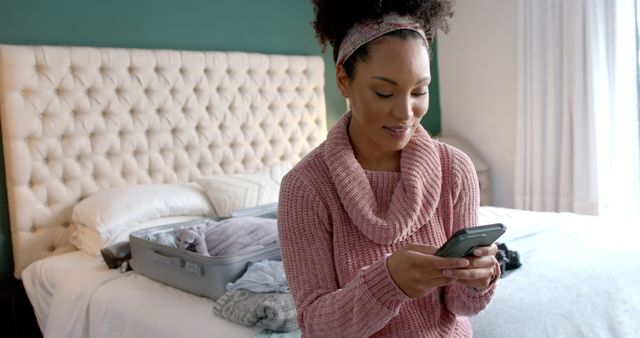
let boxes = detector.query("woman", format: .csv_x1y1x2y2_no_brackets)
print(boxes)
277,1,500,336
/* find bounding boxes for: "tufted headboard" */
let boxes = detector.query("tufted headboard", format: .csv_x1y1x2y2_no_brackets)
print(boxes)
0,44,327,277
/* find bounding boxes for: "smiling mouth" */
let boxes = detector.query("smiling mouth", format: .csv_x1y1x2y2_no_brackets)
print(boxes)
383,125,412,139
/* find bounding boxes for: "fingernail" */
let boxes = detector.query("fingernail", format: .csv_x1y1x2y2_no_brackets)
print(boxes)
459,259,469,267
474,249,483,256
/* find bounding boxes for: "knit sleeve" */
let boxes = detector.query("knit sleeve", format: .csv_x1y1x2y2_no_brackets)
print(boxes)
277,170,410,337
442,147,499,316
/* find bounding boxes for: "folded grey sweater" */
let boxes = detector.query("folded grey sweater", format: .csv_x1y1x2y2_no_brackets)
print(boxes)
212,289,298,332
175,217,278,256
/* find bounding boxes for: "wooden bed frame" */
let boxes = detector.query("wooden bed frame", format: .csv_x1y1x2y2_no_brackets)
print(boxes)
0,44,327,277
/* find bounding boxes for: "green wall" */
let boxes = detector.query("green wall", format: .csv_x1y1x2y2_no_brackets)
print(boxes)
0,0,441,285
424,41,442,136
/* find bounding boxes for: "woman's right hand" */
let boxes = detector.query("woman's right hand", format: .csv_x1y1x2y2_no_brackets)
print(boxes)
386,243,470,298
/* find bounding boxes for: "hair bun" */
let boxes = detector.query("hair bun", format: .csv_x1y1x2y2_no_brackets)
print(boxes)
311,0,455,51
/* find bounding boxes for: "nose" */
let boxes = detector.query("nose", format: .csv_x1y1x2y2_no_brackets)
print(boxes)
391,96,412,121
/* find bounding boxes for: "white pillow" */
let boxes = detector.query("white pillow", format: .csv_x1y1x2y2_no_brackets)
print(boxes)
196,162,292,217
69,215,207,256
71,183,215,242
196,174,280,217
68,224,104,256
255,161,293,184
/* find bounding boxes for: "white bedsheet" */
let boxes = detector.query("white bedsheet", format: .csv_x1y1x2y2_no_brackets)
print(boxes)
22,250,106,331
22,251,260,338
471,207,640,338
22,207,640,337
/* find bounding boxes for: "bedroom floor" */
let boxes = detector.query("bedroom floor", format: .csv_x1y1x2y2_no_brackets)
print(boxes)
0,279,42,338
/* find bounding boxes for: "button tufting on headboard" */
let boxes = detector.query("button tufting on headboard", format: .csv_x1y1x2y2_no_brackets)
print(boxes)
0,44,327,277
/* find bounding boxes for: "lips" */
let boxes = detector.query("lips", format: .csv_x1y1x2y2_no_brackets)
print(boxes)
383,125,412,139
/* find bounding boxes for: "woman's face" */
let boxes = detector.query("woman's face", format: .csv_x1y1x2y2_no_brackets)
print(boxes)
337,36,431,161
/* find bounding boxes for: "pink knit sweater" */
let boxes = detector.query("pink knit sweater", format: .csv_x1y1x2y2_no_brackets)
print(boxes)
278,113,498,337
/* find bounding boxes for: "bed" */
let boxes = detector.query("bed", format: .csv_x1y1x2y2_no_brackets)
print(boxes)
1,44,639,338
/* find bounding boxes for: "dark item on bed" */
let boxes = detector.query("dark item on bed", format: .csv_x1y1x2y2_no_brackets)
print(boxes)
495,242,521,276
435,223,507,258
100,241,132,271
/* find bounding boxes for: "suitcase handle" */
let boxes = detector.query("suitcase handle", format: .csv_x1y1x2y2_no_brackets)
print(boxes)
151,250,184,268
151,250,204,276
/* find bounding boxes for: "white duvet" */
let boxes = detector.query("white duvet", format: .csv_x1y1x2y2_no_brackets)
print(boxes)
23,252,260,338
22,207,640,338
471,207,640,338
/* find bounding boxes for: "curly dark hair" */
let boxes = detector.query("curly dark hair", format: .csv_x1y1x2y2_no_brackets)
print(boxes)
311,0,455,78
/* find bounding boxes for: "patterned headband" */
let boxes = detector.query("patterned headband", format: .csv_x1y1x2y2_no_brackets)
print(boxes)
336,13,427,66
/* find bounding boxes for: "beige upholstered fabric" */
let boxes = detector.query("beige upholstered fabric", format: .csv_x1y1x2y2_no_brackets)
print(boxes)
0,44,327,277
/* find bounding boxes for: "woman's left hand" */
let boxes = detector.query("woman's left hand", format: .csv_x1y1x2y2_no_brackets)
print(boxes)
441,244,499,290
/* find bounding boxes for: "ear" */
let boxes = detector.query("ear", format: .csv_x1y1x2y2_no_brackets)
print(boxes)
335,64,351,98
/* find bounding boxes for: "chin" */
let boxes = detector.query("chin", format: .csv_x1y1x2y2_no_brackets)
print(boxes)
385,132,414,150
382,139,411,152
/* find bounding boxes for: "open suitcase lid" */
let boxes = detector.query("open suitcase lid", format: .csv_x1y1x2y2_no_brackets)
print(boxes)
230,202,278,218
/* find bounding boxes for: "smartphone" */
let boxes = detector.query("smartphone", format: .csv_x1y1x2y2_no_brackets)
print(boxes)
435,223,506,258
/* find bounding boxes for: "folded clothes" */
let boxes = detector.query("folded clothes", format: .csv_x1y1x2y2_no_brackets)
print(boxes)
176,217,278,256
174,223,210,255
143,230,178,248
227,260,289,293
212,289,298,332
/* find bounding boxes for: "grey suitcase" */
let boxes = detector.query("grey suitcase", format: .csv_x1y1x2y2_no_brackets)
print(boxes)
129,204,281,300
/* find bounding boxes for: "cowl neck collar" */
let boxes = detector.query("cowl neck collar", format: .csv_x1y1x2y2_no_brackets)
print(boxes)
323,112,443,245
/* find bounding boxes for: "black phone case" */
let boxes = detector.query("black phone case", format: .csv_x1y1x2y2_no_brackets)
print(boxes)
435,223,506,258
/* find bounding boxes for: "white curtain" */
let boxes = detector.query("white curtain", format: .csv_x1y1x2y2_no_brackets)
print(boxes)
515,0,640,217
592,0,640,218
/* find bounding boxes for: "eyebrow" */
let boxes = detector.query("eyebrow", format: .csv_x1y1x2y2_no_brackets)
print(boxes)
372,75,431,86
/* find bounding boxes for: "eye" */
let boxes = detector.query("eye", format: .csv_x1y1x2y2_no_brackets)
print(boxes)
412,91,428,97
375,91,392,98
